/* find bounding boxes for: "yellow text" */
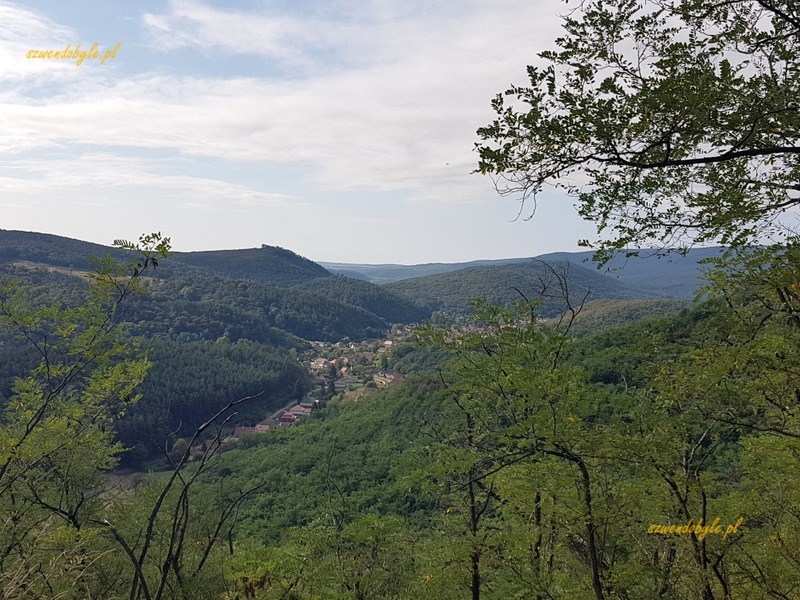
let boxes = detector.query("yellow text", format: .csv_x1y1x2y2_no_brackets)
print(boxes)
647,517,744,541
26,42,121,66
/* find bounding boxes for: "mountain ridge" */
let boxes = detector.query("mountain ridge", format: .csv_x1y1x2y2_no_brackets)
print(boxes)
0,229,713,312
385,260,663,317
322,247,724,298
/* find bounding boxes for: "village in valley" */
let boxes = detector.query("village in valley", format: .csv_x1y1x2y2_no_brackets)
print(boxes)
224,330,409,443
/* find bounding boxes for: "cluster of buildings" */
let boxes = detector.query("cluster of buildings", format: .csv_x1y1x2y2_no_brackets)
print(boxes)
225,337,404,443
226,397,314,441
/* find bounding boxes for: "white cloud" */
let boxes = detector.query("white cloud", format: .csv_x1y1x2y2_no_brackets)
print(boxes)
142,0,360,71
0,0,582,261
2,0,559,200
0,154,297,208
0,2,80,83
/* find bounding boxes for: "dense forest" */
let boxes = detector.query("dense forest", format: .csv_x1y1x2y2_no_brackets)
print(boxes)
0,231,681,469
1,0,799,598
211,279,800,599
385,260,661,317
4,234,798,598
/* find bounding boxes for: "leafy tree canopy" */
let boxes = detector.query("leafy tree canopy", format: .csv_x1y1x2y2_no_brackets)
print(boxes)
476,0,800,260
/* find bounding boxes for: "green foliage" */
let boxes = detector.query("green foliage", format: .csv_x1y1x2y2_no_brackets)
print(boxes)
548,298,686,337
0,232,170,597
103,258,796,600
6,230,800,598
333,283,798,599
563,303,700,386
219,376,441,545
225,514,420,600
296,276,431,324
415,300,631,599
476,0,800,258
387,259,656,317
116,338,309,465
0,232,263,599
171,245,331,286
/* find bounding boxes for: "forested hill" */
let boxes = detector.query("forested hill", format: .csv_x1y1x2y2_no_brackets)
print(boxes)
0,231,389,467
170,246,332,286
0,230,332,286
385,260,661,317
323,247,723,298
536,247,723,299
0,229,717,300
0,230,693,329
0,229,126,268
296,276,431,324
319,257,538,284
0,230,431,327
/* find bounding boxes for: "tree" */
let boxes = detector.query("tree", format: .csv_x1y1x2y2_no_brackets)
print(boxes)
0,232,170,597
225,515,418,600
0,233,271,599
98,391,268,600
416,291,630,600
476,0,800,260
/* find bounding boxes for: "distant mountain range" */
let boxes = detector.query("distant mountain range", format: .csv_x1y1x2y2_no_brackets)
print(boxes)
384,260,659,317
321,247,722,299
0,230,719,335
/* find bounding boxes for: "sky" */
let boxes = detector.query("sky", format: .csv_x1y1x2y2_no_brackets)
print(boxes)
0,0,598,264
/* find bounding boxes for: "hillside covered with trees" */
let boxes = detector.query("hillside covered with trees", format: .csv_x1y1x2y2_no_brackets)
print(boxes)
1,0,798,597
0,230,691,470
386,259,660,317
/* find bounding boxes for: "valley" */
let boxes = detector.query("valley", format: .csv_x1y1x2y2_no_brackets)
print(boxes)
1,229,790,599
